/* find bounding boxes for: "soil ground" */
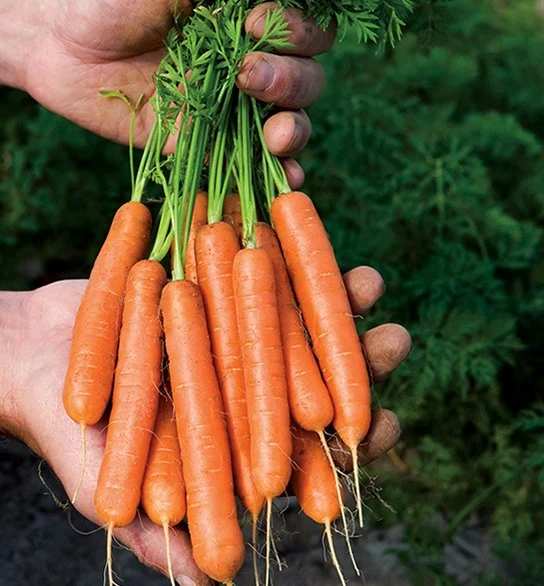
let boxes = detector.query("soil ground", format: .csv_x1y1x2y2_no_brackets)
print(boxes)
0,438,504,586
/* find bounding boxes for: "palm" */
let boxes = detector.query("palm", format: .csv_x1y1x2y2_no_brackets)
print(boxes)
26,1,189,145
18,280,201,580
14,272,408,582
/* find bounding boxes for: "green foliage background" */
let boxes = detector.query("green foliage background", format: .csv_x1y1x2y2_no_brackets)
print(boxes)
1,0,542,583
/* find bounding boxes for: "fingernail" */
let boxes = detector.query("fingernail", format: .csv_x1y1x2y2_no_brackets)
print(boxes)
239,58,275,92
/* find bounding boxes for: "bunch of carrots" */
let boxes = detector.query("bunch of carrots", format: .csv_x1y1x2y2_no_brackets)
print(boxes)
61,1,410,584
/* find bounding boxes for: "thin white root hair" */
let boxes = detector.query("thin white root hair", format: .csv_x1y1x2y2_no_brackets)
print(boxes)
352,447,364,528
71,422,87,506
163,521,176,586
325,521,347,586
318,431,360,576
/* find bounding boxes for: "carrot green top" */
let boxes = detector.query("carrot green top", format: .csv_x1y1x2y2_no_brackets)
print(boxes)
124,0,412,274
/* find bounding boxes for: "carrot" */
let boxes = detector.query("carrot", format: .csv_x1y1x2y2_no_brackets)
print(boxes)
270,191,372,525
291,428,343,526
195,222,264,520
255,222,334,432
161,280,245,584
63,201,152,427
222,193,243,241
291,427,348,586
92,259,166,585
141,392,186,528
182,190,208,283
233,247,292,499
141,392,186,586
255,222,361,573
233,246,292,586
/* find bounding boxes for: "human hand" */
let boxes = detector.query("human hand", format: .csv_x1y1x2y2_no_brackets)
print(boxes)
3,1,334,188
0,268,410,584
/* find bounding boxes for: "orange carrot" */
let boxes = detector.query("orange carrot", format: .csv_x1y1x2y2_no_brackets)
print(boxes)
291,428,343,525
270,191,371,525
195,222,264,519
141,392,186,528
291,427,348,586
142,391,186,586
233,247,292,499
161,280,245,584
256,222,362,574
94,259,166,528
183,190,208,283
222,193,243,241
63,201,152,427
255,222,334,432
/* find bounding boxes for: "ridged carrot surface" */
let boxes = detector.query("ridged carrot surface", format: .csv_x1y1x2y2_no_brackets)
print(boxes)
291,427,343,524
94,259,166,527
183,190,208,283
233,247,292,499
255,223,334,432
63,201,152,426
222,193,243,241
141,392,186,527
270,191,372,451
196,222,264,519
161,280,245,583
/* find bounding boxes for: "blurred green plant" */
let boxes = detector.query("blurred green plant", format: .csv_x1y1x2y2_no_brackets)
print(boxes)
0,90,130,288
300,0,543,582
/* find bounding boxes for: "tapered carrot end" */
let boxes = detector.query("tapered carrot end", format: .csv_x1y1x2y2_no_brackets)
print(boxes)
352,447,364,528
71,423,87,506
324,521,347,586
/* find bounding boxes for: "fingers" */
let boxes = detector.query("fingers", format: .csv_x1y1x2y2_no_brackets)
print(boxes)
263,110,312,157
343,266,386,315
246,2,337,57
281,158,305,189
342,267,412,381
361,324,412,382
330,409,401,472
237,52,324,109
116,518,210,586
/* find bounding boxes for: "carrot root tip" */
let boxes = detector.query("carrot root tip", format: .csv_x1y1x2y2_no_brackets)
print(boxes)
71,423,87,506
352,447,364,528
163,521,175,586
325,521,347,586
318,431,360,576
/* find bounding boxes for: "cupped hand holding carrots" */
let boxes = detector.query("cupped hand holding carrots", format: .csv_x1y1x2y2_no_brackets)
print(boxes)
0,269,410,585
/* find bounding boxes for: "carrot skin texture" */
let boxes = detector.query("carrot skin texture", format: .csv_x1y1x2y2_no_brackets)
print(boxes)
270,192,372,450
196,222,264,519
161,280,245,583
94,259,166,527
255,223,334,432
184,191,208,283
291,427,343,524
222,193,243,241
63,202,152,426
233,248,292,499
141,393,186,527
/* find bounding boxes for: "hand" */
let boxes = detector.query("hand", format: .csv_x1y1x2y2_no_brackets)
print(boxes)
0,268,410,585
5,1,334,188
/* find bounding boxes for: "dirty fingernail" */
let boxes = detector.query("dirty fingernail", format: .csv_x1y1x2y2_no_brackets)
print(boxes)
175,577,195,586
239,58,275,92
